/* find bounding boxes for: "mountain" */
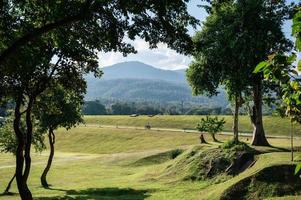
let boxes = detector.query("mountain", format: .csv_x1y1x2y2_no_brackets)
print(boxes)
86,61,186,83
85,61,229,107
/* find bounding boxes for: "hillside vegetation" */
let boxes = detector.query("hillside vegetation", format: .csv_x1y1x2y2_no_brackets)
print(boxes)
85,61,228,106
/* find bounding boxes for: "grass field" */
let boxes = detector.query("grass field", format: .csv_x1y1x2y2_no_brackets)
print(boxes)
0,125,301,199
83,115,301,137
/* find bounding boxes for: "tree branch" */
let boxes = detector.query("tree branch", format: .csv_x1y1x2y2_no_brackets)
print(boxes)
0,0,95,65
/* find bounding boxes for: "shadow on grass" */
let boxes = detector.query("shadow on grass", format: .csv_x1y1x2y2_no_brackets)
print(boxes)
269,145,290,152
0,192,18,197
36,187,151,200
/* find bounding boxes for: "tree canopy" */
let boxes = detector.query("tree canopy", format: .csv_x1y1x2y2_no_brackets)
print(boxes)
0,1,198,199
187,0,293,146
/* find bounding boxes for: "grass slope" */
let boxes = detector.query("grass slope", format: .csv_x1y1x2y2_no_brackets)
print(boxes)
200,153,301,200
0,126,300,199
84,115,301,137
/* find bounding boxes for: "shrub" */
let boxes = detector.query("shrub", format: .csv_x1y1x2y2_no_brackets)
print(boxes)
196,116,225,142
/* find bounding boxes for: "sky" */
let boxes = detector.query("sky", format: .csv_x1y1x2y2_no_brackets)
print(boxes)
97,0,297,70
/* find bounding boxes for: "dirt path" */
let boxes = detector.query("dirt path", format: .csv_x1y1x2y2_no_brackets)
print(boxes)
81,124,301,140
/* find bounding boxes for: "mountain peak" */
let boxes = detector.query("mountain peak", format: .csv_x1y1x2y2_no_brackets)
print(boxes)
99,61,186,83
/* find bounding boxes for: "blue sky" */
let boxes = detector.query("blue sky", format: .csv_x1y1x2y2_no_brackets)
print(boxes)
97,0,297,70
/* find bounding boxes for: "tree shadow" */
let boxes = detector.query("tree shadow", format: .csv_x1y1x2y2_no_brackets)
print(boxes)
36,187,151,200
0,192,18,196
212,139,223,144
269,145,290,152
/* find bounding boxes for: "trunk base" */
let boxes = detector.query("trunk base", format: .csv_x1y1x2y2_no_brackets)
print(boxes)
199,133,207,144
251,129,270,146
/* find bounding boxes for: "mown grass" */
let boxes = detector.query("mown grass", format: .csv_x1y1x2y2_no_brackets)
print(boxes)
83,115,301,137
0,126,300,199
199,152,301,200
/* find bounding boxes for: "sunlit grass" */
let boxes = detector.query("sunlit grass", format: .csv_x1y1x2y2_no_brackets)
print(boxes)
83,115,301,137
0,126,300,199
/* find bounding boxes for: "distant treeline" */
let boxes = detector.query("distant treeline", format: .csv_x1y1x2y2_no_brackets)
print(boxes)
83,100,234,115
0,100,276,117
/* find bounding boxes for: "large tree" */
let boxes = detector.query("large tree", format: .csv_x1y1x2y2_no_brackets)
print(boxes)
0,0,198,65
1,39,95,199
187,1,249,142
0,1,198,199
187,0,292,146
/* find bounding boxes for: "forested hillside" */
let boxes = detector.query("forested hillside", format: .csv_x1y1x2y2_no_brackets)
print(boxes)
85,61,229,106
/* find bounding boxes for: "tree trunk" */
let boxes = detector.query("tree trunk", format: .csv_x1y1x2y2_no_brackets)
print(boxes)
199,133,207,144
233,96,239,143
251,80,269,146
41,129,55,188
23,98,34,182
13,98,33,200
211,133,217,142
3,173,15,195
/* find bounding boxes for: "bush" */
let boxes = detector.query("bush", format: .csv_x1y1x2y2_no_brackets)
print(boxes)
196,116,225,141
170,149,183,159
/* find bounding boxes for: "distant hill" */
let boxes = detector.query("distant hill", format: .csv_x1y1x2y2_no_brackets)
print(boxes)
86,61,186,83
85,61,229,107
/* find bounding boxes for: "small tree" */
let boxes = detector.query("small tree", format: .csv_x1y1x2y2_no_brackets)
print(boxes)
196,116,225,142
34,83,84,188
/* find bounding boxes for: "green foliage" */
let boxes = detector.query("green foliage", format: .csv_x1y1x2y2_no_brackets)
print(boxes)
197,116,225,134
196,116,225,136
187,0,292,100
83,100,107,115
292,7,301,51
35,84,84,133
222,140,253,152
0,1,198,66
0,118,15,154
0,117,45,154
253,7,301,173
170,149,184,159
254,8,301,124
295,164,301,175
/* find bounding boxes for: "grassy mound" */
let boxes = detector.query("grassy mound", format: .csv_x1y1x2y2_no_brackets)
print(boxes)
162,143,256,182
132,149,184,166
220,164,301,200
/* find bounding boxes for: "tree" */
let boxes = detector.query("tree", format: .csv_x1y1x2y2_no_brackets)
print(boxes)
35,84,84,188
187,0,292,146
1,37,97,199
111,102,133,115
83,100,107,115
254,6,301,161
0,1,198,66
0,2,197,199
196,116,225,142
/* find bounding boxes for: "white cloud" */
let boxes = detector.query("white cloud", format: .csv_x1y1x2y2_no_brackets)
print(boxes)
97,38,192,70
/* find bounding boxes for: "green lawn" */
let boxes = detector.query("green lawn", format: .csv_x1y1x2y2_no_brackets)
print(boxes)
0,126,300,200
83,115,301,137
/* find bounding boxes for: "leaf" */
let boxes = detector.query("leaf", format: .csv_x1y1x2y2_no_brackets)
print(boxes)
290,81,300,91
295,163,301,175
268,53,276,61
254,61,268,73
288,53,297,64
298,60,301,72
